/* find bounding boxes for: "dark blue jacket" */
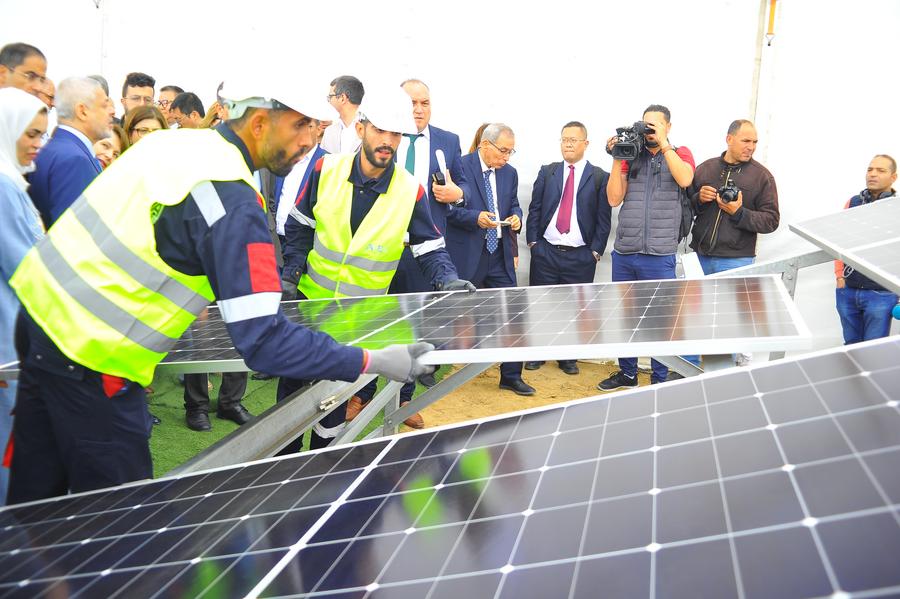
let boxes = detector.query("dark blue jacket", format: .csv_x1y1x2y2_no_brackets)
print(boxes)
446,151,523,282
28,127,102,229
526,160,611,255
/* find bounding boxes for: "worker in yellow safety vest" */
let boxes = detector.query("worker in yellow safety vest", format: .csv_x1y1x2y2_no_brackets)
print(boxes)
5,79,435,505
279,85,474,446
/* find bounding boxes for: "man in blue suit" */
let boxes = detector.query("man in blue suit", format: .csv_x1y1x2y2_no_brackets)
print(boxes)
524,121,611,375
446,123,535,396
29,77,111,228
385,78,467,396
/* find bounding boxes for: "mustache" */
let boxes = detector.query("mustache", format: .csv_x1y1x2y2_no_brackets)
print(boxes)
375,145,394,155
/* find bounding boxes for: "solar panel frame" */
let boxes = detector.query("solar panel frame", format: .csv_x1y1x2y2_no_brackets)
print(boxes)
790,196,900,294
2,335,898,599
158,275,810,372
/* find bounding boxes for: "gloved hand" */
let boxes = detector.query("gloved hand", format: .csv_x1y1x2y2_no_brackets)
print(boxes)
281,266,300,301
440,279,477,292
281,278,298,301
365,342,435,383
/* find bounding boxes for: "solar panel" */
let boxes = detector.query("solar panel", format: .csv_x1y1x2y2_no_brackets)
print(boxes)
3,335,898,598
790,196,900,294
159,275,809,373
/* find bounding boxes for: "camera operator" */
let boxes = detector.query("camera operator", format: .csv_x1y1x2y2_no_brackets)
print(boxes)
598,104,695,391
689,119,779,275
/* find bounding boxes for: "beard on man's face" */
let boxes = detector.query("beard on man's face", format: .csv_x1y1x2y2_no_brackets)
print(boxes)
363,139,394,168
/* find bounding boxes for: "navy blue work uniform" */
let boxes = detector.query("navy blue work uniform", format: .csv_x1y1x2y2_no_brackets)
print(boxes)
7,124,365,504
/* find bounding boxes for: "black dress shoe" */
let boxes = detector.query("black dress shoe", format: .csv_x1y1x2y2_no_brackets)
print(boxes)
417,372,437,388
499,378,536,396
251,372,275,381
558,361,579,375
151,413,161,425
217,404,252,425
524,361,544,371
186,411,211,431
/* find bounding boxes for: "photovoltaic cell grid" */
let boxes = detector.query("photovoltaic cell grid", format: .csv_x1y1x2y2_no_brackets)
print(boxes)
790,196,900,294
2,335,899,598
160,275,808,371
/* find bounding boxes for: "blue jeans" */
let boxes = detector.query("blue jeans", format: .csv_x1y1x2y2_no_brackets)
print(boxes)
697,254,755,275
612,252,675,382
836,287,898,345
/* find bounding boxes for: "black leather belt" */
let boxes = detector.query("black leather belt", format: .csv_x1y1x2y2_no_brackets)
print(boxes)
550,244,583,252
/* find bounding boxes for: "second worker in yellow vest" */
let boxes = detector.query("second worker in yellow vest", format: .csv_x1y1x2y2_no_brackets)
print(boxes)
281,86,475,446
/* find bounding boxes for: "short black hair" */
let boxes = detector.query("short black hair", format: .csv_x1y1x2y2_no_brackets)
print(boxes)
121,72,156,98
643,104,671,123
561,120,588,137
0,42,45,69
160,84,184,95
330,75,364,105
171,92,205,117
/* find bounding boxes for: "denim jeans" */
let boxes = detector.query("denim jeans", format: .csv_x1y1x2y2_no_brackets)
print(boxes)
835,287,898,345
612,252,675,382
697,254,755,275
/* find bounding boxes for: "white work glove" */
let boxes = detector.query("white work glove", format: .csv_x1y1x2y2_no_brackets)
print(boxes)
366,342,435,383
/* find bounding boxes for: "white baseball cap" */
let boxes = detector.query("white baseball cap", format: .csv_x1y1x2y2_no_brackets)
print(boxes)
218,79,333,121
357,85,418,135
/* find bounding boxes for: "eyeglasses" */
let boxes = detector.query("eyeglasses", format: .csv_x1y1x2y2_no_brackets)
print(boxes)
326,93,341,101
488,140,516,157
560,137,586,145
125,95,154,105
156,99,172,108
7,68,47,85
132,127,161,136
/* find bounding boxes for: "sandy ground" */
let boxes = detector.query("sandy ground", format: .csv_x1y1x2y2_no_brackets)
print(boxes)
417,360,654,429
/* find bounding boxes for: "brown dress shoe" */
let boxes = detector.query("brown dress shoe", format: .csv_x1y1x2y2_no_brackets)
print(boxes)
399,401,425,429
345,395,365,422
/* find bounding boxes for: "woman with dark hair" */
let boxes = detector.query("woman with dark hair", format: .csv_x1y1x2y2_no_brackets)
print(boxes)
123,104,167,145
93,124,128,168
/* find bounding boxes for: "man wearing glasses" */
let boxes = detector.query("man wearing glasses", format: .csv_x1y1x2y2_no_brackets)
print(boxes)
446,123,534,396
120,71,156,118
524,121,611,376
320,75,364,154
0,43,48,99
157,84,184,126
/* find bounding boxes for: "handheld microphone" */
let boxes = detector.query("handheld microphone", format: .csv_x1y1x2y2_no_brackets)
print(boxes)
433,150,448,185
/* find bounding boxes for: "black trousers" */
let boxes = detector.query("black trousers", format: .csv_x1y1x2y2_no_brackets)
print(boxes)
183,372,248,413
7,310,152,504
471,243,522,382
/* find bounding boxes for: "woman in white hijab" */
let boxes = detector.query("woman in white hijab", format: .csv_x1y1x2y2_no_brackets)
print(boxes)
0,87,48,506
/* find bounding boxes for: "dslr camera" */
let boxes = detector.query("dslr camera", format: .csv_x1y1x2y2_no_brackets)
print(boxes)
718,181,740,203
608,121,654,161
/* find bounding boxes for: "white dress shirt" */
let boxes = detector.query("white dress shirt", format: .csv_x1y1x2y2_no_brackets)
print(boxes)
543,158,587,247
275,145,318,235
320,115,360,154
397,126,431,193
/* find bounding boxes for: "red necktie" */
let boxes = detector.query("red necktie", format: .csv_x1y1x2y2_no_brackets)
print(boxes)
556,164,575,234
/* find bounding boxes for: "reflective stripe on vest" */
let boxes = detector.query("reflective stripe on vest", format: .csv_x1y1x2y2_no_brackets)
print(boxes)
11,129,260,386
298,153,419,299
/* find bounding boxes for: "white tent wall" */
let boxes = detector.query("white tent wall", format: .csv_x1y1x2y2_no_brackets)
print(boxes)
3,0,899,352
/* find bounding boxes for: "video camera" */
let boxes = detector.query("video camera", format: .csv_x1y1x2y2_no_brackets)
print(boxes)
608,121,654,161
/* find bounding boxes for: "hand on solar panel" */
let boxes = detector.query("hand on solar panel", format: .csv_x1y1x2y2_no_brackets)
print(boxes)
440,279,477,292
365,342,436,383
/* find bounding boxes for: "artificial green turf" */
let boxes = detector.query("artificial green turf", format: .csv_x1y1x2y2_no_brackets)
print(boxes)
147,370,437,478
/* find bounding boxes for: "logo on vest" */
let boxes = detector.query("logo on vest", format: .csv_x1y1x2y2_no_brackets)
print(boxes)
366,243,386,254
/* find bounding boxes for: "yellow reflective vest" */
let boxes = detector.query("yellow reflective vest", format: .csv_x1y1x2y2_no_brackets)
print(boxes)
11,129,261,386
298,153,419,299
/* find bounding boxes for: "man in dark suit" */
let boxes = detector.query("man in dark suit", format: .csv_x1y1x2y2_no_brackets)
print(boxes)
446,123,534,396
28,77,112,228
390,79,467,392
525,121,611,375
